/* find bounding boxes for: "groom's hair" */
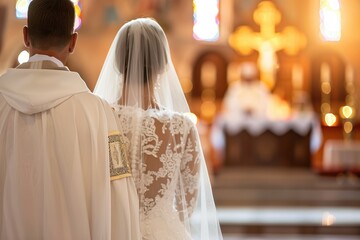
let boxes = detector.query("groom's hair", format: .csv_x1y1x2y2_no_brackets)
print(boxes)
27,0,75,50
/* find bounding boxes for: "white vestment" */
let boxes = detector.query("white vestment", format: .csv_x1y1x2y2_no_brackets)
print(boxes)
223,80,270,118
0,60,140,240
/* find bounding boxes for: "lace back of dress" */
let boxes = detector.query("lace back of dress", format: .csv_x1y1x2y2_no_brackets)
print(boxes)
95,17,223,240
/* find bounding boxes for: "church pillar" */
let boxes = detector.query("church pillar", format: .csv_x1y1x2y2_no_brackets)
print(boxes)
219,0,234,43
0,5,7,55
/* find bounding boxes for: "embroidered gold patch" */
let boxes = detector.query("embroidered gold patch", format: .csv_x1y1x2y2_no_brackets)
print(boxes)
108,131,131,181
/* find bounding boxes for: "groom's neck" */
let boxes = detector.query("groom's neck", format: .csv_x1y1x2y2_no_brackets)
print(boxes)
29,47,69,65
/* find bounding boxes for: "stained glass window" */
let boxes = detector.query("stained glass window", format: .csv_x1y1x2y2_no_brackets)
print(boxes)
72,0,82,30
16,0,82,30
320,0,341,41
193,0,219,41
16,0,30,19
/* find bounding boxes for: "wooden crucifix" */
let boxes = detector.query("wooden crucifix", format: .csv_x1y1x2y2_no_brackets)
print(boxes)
229,1,306,90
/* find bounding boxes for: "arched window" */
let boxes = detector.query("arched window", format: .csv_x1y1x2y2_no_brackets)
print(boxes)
320,0,341,41
15,0,30,19
72,0,82,30
193,0,219,41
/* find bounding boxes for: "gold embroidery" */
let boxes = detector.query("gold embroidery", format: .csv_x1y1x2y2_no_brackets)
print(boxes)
108,131,131,181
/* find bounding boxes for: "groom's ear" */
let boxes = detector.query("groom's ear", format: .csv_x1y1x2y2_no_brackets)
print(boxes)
68,32,78,53
23,26,30,47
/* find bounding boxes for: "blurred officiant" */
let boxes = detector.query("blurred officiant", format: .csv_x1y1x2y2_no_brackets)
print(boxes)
222,62,270,118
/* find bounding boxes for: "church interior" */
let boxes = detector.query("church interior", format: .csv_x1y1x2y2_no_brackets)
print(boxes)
1,0,360,239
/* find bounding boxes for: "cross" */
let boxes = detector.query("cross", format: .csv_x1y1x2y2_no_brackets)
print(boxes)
229,1,306,90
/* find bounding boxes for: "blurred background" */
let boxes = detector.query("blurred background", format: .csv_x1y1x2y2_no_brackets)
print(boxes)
1,0,360,239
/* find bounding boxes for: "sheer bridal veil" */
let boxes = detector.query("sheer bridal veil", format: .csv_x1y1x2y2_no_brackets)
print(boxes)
94,18,223,240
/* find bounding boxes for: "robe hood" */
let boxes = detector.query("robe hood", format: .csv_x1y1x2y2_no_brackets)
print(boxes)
0,68,89,114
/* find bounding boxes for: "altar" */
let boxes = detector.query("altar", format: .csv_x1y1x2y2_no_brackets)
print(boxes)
211,112,322,168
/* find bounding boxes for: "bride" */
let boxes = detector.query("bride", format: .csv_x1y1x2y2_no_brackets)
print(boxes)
94,18,223,240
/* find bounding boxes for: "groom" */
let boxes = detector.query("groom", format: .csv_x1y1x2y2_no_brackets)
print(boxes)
0,0,140,239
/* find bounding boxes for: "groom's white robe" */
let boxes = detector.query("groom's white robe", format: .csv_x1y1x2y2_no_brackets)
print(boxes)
0,60,140,240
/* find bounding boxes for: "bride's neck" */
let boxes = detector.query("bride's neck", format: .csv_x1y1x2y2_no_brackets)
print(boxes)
142,89,158,109
119,88,158,109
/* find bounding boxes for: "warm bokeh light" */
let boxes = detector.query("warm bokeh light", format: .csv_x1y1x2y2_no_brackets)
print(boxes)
322,212,336,226
267,94,292,120
201,62,217,87
201,89,216,102
17,50,29,64
339,106,355,119
200,100,216,121
321,103,331,114
180,77,193,94
320,62,331,82
321,82,331,94
193,0,219,41
324,113,337,126
344,121,353,134
320,0,341,41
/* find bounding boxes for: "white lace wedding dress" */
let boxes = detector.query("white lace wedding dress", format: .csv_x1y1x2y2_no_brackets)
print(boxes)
116,106,201,240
